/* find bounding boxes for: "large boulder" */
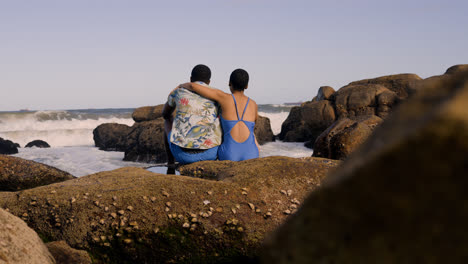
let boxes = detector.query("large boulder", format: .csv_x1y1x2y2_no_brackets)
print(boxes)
261,69,468,263
315,86,335,101
312,115,383,159
132,105,165,122
93,123,132,151
347,73,422,99
279,100,336,142
0,208,55,264
0,155,75,191
46,241,91,264
25,140,51,148
0,156,339,263
0,137,18,155
445,64,468,75
334,84,395,118
254,115,275,145
123,118,166,163
279,74,422,146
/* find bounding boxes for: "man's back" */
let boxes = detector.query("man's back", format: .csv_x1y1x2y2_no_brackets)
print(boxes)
167,86,221,149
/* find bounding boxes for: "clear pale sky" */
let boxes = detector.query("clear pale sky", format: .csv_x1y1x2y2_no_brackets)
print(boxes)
1,0,467,111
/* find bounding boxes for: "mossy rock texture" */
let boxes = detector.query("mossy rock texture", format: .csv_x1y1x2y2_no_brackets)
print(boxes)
261,70,468,263
0,155,75,192
0,156,339,263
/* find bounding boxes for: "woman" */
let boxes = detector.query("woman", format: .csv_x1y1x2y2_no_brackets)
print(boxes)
179,68,259,161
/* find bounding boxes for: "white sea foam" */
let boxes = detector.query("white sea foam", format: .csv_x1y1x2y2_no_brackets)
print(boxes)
0,111,134,147
5,106,312,177
258,111,290,135
13,147,153,177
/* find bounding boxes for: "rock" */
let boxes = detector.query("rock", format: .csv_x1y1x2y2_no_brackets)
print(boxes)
334,84,390,118
311,118,355,156
254,115,275,145
279,101,336,143
261,70,468,263
46,241,91,264
0,155,75,191
93,123,132,151
312,115,383,159
329,122,373,160
132,105,165,122
0,208,55,264
0,137,19,155
0,156,339,263
445,64,468,75
315,86,335,101
347,73,422,99
123,118,166,163
25,140,51,148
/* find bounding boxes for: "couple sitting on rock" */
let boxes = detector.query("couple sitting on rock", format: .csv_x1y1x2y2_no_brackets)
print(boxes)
162,64,260,167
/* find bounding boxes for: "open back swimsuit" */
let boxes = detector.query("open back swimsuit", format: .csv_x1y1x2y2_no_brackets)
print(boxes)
218,94,259,161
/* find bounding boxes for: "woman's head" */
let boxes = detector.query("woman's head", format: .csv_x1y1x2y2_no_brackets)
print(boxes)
229,69,249,92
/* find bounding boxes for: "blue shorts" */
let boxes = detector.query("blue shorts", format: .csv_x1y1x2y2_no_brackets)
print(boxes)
168,133,218,164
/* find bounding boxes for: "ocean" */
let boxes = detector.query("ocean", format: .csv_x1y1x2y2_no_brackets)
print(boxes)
0,105,313,176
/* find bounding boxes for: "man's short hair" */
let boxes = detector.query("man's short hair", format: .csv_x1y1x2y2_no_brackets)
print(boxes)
229,69,249,91
191,64,211,83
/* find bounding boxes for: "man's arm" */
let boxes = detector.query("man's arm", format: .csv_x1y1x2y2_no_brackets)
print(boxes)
162,102,175,120
179,82,227,103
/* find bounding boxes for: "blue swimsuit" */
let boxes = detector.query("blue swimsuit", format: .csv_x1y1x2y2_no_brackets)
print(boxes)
218,95,259,161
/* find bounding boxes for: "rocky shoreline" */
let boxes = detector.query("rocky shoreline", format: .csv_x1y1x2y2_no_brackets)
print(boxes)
0,64,467,263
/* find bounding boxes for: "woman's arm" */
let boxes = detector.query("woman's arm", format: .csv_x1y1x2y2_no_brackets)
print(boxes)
179,82,227,102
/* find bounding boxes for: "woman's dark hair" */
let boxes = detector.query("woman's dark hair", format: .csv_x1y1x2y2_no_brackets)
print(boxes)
191,64,211,83
229,69,249,91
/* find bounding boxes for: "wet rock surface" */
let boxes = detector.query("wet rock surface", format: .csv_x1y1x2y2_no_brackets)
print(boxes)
0,155,75,192
0,208,55,264
262,70,468,263
0,137,19,155
25,140,51,148
0,156,339,263
93,123,132,151
123,118,166,163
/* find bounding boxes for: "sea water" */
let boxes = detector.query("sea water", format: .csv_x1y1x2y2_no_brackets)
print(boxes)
0,105,313,177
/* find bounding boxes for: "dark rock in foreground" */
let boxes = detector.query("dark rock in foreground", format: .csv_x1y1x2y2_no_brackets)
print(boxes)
0,156,339,263
0,155,75,191
0,208,55,264
25,140,51,148
0,137,19,154
262,69,468,263
46,241,91,264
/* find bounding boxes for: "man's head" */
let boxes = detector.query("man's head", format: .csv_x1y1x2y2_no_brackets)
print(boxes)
191,64,211,84
229,69,249,92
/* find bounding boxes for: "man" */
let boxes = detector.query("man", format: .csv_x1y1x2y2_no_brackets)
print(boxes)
162,64,222,169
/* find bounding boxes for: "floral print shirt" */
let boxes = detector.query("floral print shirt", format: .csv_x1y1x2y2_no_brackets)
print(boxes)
167,83,222,149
